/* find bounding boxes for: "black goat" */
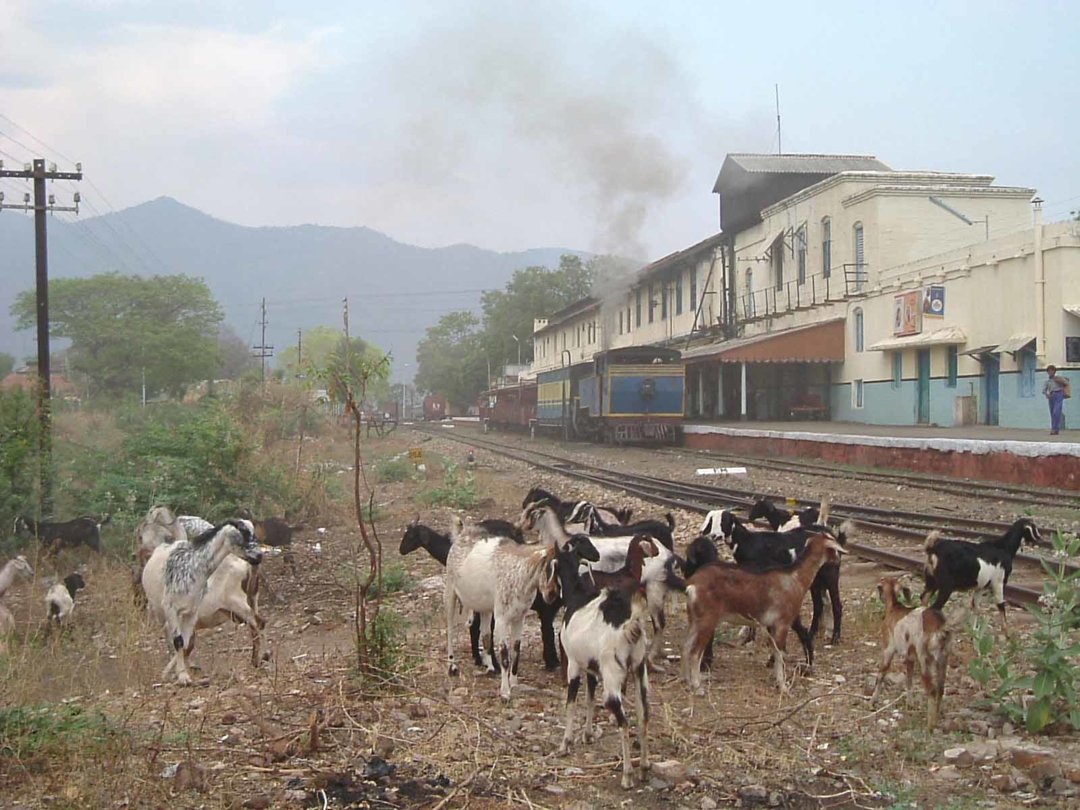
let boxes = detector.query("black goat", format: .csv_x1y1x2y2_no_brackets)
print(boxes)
237,508,306,547
15,515,110,554
922,518,1042,630
725,519,852,644
399,519,560,671
571,503,675,550
747,498,821,531
522,487,633,525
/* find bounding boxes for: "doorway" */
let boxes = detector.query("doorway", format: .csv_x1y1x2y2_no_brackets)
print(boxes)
916,349,931,424
982,354,1000,425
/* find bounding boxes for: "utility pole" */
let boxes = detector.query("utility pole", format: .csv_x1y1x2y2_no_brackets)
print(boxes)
251,297,274,388
296,329,303,378
0,158,82,514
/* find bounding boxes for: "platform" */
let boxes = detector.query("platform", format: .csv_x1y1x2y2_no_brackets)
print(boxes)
683,421,1080,490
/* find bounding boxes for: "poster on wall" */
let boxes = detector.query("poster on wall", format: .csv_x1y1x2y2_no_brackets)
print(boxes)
923,285,945,318
893,291,921,336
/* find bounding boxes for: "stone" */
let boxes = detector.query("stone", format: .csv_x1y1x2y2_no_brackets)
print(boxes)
1064,765,1080,784
648,777,671,791
934,765,963,781
563,767,585,777
738,785,769,803
701,798,718,810
944,748,975,768
283,789,309,805
651,760,690,783
543,785,566,796
221,713,238,725
768,791,783,807
1009,748,1062,783
967,720,989,736
1002,723,1015,735
989,774,1017,792
173,760,208,793
1051,777,1076,796
241,797,272,809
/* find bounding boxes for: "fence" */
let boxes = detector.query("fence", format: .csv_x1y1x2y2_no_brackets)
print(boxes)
737,264,867,322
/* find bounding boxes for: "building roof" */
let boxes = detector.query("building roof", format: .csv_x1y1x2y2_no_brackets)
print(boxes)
683,318,846,364
534,297,599,334
718,153,891,178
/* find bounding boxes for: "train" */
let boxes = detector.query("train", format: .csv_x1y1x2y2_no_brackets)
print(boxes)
423,394,448,421
481,346,685,444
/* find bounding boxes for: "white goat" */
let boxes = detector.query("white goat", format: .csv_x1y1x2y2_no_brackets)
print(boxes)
444,516,556,700
526,503,684,667
142,520,263,685
0,556,35,653
45,573,86,624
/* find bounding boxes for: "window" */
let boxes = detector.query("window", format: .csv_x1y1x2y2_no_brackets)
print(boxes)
626,305,631,332
796,225,807,285
745,268,755,316
648,283,655,323
822,217,832,278
689,268,698,312
892,352,902,388
772,235,784,291
854,308,864,352
947,346,958,387
675,274,684,316
635,289,642,327
853,379,864,408
853,222,865,291
661,281,669,320
1020,348,1036,397
618,310,623,335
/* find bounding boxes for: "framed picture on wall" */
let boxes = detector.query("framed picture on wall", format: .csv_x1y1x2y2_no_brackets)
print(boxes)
1066,336,1080,363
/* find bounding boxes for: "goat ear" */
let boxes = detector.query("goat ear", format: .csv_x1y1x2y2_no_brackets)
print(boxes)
451,515,464,535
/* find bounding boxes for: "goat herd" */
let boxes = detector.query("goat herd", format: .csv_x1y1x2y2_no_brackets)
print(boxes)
0,489,1045,791
401,486,1044,789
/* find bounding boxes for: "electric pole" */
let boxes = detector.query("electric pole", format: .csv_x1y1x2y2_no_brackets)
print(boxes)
251,297,274,388
0,158,82,514
296,329,303,378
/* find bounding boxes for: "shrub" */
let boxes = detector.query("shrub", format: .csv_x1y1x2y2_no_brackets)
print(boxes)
424,462,480,509
370,562,411,598
376,458,415,484
0,703,116,760
0,389,39,533
356,609,412,687
969,531,1080,732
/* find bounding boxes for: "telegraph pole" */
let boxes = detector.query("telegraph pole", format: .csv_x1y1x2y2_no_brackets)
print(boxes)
251,297,274,388
0,158,82,513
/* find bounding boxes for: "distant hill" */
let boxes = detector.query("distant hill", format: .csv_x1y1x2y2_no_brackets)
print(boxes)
0,197,586,379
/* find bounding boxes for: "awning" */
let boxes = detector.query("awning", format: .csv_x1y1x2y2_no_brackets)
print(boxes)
868,326,967,352
959,344,998,357
684,319,845,364
995,333,1035,354
1064,306,1080,319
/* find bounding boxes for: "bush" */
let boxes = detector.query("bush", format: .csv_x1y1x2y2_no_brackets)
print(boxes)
969,531,1080,732
376,458,415,484
370,563,411,598
357,609,411,686
424,462,480,509
0,389,39,532
0,703,116,760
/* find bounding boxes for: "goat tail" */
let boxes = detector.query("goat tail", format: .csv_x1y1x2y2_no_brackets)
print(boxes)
924,530,942,553
665,512,675,530
818,498,831,525
48,600,60,619
834,519,855,546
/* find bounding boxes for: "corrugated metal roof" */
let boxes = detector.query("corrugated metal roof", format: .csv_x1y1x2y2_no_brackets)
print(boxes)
868,326,968,352
725,153,891,175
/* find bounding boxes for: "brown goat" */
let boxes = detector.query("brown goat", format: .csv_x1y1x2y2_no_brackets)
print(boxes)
682,528,848,692
871,577,951,730
237,508,305,547
587,535,659,592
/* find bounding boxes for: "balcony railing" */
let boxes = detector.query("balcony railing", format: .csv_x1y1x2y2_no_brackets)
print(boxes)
737,264,868,322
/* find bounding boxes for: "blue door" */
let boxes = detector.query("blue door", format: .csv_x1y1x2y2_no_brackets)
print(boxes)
983,355,1000,425
917,350,931,424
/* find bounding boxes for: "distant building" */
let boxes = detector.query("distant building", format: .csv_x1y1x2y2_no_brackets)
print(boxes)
0,367,79,401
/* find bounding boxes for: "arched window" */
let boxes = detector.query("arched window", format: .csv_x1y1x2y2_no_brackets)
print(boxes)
853,222,865,291
821,217,832,278
796,225,807,284
854,308,864,352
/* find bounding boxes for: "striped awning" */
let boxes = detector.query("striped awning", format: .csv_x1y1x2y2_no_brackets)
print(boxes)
868,326,967,352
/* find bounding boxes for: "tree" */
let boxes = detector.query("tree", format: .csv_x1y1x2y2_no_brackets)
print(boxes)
278,326,391,404
215,324,260,379
0,352,14,379
415,311,487,409
10,273,224,399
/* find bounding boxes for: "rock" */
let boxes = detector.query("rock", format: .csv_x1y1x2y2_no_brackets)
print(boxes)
221,713,238,725
543,785,566,796
408,702,430,719
833,675,846,685
173,760,208,793
934,765,963,781
738,785,769,803
563,767,585,777
989,774,1017,792
1051,777,1076,796
1010,748,1062,783
241,797,272,809
652,759,690,783
1064,765,1080,784
372,734,395,758
1002,723,1015,735
768,791,783,807
701,797,718,810
283,789,309,805
648,777,671,791
967,720,989,736
944,748,975,768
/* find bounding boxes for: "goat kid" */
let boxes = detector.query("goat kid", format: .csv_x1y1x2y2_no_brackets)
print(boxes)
922,518,1042,632
872,577,952,730
15,514,109,554
145,520,263,685
45,573,86,624
682,529,848,692
398,518,560,671
540,534,650,789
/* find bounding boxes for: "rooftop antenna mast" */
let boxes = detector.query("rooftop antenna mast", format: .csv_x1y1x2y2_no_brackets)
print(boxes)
775,84,782,155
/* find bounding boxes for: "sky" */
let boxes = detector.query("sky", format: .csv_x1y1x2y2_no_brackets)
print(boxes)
1,0,1079,262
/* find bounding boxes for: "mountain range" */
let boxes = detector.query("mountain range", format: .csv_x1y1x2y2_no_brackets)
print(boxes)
0,197,585,380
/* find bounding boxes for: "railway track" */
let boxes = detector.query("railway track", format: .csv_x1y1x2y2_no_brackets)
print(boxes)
415,426,1070,606
659,447,1080,511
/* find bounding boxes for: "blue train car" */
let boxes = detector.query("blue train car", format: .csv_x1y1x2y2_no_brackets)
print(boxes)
535,347,685,444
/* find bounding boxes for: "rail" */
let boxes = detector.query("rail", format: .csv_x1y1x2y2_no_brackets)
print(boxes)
737,265,869,323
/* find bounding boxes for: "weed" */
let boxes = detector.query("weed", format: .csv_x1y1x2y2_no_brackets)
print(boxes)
376,458,415,484
423,462,480,509
370,563,411,598
0,704,116,760
355,609,412,688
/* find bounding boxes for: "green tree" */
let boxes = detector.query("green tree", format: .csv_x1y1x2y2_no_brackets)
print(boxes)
10,273,224,399
0,352,14,379
279,327,391,404
215,324,260,380
415,311,487,409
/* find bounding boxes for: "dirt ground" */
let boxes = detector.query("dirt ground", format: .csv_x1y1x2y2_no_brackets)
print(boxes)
1,423,1078,809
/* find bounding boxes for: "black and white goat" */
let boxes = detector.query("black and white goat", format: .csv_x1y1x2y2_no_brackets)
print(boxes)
143,520,263,685
45,573,86,624
525,502,685,667
15,514,110,554
746,499,821,531
522,487,632,526
539,534,650,790
922,518,1042,631
398,518,561,671
444,517,562,700
567,502,676,550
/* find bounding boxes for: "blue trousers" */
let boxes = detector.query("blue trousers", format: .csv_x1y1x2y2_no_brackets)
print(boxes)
1049,390,1065,433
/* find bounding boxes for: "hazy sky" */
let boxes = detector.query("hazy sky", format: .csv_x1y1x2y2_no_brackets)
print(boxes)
1,0,1078,260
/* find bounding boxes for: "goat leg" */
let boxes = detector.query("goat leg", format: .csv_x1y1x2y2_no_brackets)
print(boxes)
634,660,650,780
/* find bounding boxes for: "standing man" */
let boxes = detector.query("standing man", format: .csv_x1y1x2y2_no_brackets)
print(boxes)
1043,365,1069,435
